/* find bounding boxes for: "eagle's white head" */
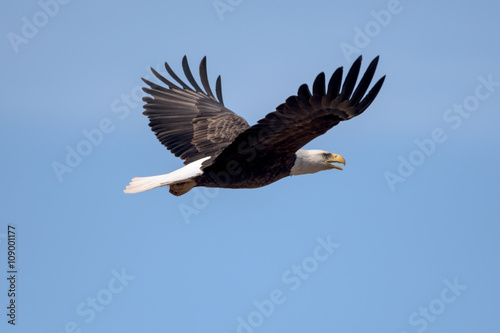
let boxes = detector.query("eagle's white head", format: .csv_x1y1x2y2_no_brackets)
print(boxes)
290,149,346,176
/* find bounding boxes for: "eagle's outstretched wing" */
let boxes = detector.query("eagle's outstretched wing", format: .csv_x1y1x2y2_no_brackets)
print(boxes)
142,56,250,165
207,56,385,170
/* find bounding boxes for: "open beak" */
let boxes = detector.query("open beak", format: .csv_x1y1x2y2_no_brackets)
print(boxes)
326,154,346,170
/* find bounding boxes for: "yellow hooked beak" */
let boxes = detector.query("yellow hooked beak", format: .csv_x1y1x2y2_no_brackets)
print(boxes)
326,154,346,170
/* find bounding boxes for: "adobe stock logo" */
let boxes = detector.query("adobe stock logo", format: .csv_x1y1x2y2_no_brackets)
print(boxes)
400,277,467,333
51,63,162,183
340,0,406,62
7,0,72,54
384,74,500,192
227,235,340,333
178,187,220,224
212,0,244,21
49,268,135,333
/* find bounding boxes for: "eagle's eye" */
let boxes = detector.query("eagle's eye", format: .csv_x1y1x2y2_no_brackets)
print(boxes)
322,153,330,159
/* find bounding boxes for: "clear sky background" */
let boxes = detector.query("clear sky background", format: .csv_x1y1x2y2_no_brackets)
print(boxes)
1,0,499,332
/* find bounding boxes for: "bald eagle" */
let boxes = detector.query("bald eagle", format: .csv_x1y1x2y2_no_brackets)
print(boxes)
124,56,385,196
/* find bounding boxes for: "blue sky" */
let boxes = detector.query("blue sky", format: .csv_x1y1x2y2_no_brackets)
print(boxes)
1,0,500,332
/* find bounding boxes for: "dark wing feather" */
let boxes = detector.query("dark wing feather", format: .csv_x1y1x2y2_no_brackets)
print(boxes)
142,56,250,165
208,56,385,169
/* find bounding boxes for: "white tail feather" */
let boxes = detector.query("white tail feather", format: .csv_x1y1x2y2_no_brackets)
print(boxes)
124,174,172,193
124,157,210,194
